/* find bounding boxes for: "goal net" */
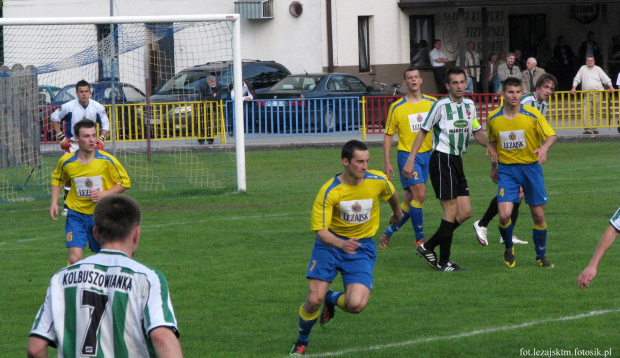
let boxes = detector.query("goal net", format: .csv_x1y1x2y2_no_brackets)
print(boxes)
0,14,246,203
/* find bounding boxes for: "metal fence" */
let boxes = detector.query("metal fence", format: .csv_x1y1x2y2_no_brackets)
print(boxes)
39,90,620,145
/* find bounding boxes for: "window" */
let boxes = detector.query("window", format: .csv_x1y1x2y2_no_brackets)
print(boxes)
345,76,368,92
409,16,434,64
358,16,371,73
122,85,145,102
327,76,348,92
97,25,120,81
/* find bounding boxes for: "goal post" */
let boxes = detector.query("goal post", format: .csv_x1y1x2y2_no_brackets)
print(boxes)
0,14,247,203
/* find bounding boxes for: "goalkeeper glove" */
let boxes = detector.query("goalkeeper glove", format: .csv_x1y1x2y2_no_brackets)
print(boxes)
60,138,72,152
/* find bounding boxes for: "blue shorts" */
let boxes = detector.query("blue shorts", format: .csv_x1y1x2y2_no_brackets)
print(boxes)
306,234,376,290
65,209,100,253
397,150,430,190
497,163,548,206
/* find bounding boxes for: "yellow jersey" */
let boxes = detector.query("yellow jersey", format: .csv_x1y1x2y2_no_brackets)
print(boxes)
51,150,131,214
384,95,436,153
487,104,556,165
311,170,396,239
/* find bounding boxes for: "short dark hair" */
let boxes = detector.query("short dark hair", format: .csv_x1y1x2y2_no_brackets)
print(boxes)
73,120,96,137
94,194,141,243
535,73,558,90
403,66,420,79
341,140,368,161
76,80,90,90
502,77,522,91
444,67,467,84
434,39,441,45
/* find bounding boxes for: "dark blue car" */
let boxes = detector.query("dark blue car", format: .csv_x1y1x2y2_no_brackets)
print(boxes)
253,73,382,133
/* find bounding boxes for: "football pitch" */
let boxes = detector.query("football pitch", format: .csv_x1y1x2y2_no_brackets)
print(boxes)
1,140,619,357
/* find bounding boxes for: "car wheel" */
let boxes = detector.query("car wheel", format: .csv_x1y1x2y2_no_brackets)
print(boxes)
322,106,336,132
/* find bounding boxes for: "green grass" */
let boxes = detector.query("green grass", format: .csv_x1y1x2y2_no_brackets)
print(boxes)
1,141,619,357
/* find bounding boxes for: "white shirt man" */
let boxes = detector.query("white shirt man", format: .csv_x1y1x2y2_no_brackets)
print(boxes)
456,41,481,82
570,56,615,134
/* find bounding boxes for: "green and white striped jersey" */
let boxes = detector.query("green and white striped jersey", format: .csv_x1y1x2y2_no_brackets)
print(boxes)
611,207,620,232
520,93,549,116
30,250,179,357
422,96,482,155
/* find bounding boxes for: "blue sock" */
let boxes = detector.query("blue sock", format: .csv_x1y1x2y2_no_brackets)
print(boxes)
325,290,344,306
410,205,425,241
499,221,514,248
296,305,319,343
533,227,548,260
384,211,410,236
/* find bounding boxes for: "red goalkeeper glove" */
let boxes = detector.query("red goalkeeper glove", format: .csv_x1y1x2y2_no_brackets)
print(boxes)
96,136,105,150
59,137,72,152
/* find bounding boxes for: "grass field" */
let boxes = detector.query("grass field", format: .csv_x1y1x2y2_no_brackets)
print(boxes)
1,140,619,357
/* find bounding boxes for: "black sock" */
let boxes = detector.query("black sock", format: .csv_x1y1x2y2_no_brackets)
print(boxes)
511,202,521,227
479,196,499,227
425,219,454,254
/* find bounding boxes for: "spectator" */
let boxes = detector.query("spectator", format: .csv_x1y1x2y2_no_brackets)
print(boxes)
521,57,547,94
570,55,615,134
464,68,475,94
579,31,603,66
430,39,449,94
457,41,481,92
513,49,526,71
411,40,430,67
609,35,620,86
486,52,500,93
497,52,522,93
553,35,576,91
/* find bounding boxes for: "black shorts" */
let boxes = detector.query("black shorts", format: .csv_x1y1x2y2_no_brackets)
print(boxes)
429,151,470,200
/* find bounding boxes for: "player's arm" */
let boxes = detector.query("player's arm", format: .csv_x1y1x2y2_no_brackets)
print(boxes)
383,134,394,180
90,184,128,203
316,229,360,255
533,135,556,165
402,128,428,178
50,184,62,221
98,105,110,139
27,336,49,358
578,225,620,290
150,327,183,358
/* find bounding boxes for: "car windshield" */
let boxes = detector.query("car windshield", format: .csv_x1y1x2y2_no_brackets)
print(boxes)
158,71,205,93
270,76,323,91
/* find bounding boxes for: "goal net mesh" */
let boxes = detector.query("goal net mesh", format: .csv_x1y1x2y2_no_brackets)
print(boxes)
0,18,239,202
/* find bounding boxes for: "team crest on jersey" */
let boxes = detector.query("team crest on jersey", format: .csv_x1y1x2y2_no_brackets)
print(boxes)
351,201,362,213
84,178,93,188
417,114,423,122
509,132,517,140
467,109,471,116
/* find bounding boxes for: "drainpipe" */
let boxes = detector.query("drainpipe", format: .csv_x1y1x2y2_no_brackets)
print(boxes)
326,0,334,72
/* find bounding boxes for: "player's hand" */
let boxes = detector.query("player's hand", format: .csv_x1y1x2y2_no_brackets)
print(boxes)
341,239,361,255
486,144,498,163
401,158,415,179
385,163,394,181
577,266,597,291
490,166,499,184
90,189,103,203
95,139,105,150
533,147,548,165
50,203,59,221
389,210,404,226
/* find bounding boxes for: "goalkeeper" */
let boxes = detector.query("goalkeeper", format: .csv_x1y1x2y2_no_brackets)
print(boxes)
50,121,130,265
51,80,110,215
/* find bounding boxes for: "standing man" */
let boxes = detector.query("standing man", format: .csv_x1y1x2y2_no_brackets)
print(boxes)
486,53,500,94
51,80,110,215
521,57,547,94
50,121,131,265
457,41,481,92
474,74,558,246
577,207,620,290
380,67,437,248
497,52,522,93
430,39,449,94
289,140,402,356
486,77,556,268
570,55,615,134
402,67,497,272
28,195,183,358
578,31,603,65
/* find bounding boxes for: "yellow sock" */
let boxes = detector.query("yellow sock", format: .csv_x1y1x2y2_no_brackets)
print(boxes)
299,305,320,321
336,294,347,311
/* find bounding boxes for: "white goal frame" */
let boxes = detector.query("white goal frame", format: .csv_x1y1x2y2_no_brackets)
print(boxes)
0,14,247,192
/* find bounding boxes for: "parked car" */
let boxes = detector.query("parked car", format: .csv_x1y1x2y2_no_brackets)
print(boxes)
148,60,291,143
38,85,62,141
52,81,146,140
253,73,382,133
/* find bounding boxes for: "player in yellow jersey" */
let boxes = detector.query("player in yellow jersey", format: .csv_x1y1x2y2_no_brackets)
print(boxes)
289,140,402,356
486,77,556,268
380,67,436,248
50,121,131,264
